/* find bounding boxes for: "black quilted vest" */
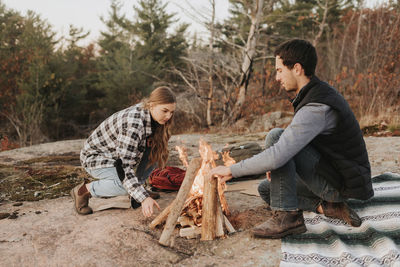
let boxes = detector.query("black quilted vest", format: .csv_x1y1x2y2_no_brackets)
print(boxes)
292,76,373,200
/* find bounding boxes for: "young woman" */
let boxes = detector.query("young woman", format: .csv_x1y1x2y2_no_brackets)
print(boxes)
71,86,176,218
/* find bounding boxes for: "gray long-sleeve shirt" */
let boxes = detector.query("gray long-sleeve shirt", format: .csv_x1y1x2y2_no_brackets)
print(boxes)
230,103,338,178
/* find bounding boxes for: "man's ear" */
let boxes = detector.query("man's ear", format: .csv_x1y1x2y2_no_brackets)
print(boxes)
293,63,304,76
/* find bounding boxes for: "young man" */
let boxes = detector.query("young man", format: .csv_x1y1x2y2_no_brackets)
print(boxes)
210,39,373,238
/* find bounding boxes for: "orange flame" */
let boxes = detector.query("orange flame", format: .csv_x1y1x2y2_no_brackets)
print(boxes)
189,139,214,196
182,138,234,223
222,151,236,166
175,145,189,168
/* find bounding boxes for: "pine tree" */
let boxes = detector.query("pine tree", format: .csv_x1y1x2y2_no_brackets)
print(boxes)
95,0,188,114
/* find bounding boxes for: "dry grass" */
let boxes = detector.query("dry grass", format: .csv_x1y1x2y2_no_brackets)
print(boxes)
0,154,90,202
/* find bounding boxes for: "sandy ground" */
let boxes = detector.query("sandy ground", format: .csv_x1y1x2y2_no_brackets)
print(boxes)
0,133,399,267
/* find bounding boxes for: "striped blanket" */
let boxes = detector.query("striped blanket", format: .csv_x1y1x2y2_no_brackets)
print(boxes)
281,172,400,267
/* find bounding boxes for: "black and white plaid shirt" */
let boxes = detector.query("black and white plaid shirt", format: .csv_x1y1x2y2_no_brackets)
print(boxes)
80,103,152,202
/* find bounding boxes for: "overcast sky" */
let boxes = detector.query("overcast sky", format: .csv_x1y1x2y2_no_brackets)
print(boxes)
1,0,230,46
2,0,386,46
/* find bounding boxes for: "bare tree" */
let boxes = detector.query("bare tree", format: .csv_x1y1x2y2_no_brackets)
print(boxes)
313,0,329,47
207,0,216,127
354,0,364,68
224,0,264,125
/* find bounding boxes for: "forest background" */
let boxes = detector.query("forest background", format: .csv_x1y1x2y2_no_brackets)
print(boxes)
1,0,399,149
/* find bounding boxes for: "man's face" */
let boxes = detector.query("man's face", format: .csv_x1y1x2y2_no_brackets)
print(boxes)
150,103,176,125
275,56,297,93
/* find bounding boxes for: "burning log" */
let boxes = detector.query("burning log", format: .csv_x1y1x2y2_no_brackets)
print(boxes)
177,216,195,227
150,139,236,244
218,181,230,216
158,157,202,247
201,171,219,240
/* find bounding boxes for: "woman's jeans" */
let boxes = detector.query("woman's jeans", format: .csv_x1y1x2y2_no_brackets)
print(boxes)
86,146,155,198
258,128,343,212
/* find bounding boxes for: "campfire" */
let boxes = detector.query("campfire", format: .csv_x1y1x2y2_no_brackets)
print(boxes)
149,139,236,246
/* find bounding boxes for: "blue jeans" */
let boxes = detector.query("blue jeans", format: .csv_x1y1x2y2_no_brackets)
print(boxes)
86,145,156,198
258,128,343,212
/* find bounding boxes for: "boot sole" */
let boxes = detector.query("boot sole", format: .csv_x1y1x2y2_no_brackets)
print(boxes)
325,213,362,227
70,188,93,215
253,224,307,239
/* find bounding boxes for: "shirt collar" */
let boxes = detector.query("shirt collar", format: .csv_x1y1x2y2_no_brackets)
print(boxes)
139,103,152,138
292,75,320,107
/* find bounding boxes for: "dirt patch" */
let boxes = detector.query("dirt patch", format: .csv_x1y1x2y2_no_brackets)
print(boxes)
228,206,272,231
0,133,399,266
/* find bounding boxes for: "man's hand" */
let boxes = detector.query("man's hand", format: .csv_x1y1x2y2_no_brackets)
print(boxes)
210,166,233,183
141,197,160,218
266,171,271,181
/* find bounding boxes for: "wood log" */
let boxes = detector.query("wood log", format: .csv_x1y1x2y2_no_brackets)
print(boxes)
218,181,230,216
179,226,201,239
149,194,200,229
158,158,202,247
201,169,218,240
177,216,195,227
223,215,236,234
149,201,174,229
215,202,224,237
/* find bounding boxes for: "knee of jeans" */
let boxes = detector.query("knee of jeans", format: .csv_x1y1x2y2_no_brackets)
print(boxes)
258,180,270,194
113,178,125,190
265,128,284,147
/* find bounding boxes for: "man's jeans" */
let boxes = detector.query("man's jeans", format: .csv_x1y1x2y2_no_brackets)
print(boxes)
258,128,343,212
86,145,155,198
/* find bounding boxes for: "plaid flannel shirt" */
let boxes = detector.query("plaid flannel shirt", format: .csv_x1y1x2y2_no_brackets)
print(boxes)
80,103,152,202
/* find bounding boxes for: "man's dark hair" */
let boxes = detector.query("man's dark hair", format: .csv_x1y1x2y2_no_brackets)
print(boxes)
274,39,317,77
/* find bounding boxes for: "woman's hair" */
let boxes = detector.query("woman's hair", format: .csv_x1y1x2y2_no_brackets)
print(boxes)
143,86,176,169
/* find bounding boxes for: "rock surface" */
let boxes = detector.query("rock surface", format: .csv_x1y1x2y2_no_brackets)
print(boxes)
0,133,399,267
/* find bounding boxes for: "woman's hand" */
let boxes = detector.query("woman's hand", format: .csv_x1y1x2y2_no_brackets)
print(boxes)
210,166,233,183
141,197,160,218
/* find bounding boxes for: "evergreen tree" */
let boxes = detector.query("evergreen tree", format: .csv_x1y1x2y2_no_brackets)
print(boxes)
45,26,99,140
95,0,188,114
0,4,59,145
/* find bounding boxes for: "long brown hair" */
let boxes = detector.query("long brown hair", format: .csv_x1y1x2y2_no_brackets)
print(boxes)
143,86,176,169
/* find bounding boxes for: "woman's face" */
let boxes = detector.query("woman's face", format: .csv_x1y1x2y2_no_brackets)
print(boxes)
150,103,176,125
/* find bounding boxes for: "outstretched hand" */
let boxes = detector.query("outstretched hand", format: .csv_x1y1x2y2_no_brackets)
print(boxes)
141,197,160,218
266,171,271,181
210,166,233,183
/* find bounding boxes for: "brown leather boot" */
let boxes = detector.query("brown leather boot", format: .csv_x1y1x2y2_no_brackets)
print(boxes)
251,210,306,239
70,182,93,215
322,201,361,227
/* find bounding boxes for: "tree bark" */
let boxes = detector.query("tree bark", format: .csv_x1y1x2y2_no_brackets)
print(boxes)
354,0,364,69
206,0,216,127
224,0,264,126
313,0,329,47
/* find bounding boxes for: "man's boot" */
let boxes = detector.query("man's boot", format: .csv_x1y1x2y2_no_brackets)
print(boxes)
251,210,306,238
322,201,361,227
70,182,93,215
